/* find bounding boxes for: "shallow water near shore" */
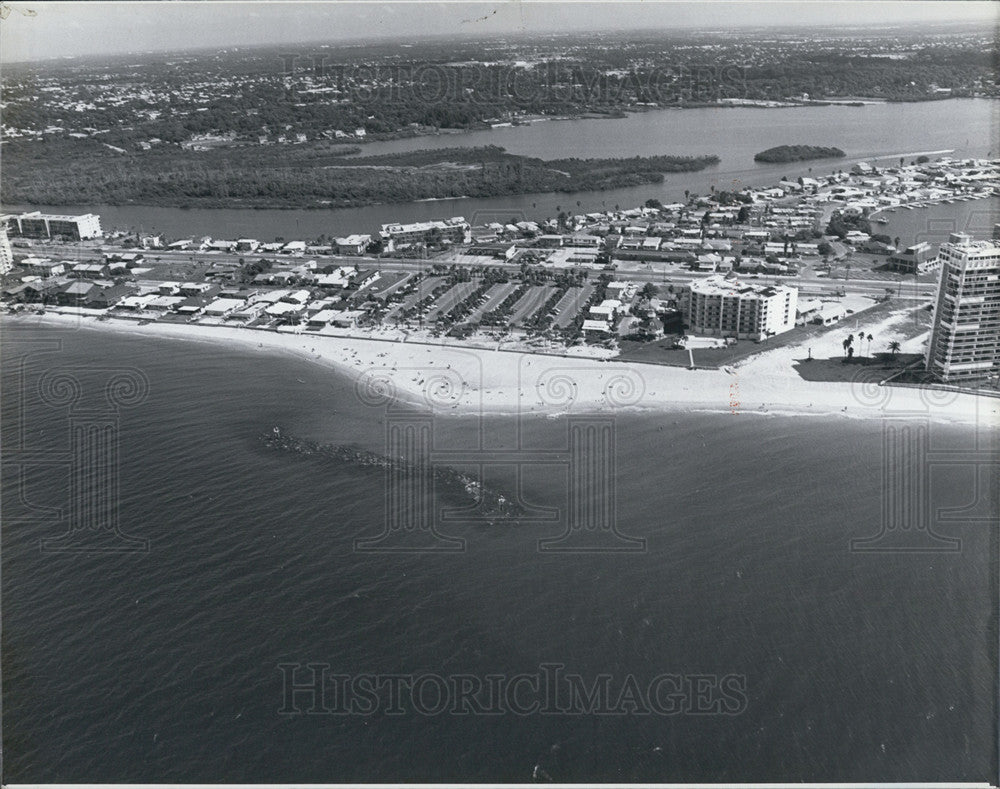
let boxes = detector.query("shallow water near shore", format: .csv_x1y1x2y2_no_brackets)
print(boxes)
2,320,996,782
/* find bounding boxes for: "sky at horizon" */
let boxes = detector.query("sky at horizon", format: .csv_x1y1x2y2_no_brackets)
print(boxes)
1,1,997,64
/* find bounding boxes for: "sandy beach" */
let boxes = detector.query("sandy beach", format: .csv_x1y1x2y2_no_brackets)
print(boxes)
5,308,996,427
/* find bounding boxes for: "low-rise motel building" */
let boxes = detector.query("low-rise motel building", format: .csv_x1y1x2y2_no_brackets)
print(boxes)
335,234,372,256
379,218,470,252
888,241,938,275
683,274,798,342
926,233,1000,382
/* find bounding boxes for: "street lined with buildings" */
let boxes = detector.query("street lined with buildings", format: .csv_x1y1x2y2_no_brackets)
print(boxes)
3,155,999,385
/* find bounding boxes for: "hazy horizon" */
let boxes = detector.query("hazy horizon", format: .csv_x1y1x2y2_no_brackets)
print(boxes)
1,1,997,65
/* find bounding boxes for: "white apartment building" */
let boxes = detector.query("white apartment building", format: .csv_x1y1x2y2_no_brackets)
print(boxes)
7,211,102,240
925,233,1000,382
379,218,470,251
335,234,372,256
0,224,13,275
684,275,798,341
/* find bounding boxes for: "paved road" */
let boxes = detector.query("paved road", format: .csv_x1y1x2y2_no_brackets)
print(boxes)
24,241,934,301
510,285,556,327
425,280,479,322
383,276,446,320
466,282,518,324
553,285,595,329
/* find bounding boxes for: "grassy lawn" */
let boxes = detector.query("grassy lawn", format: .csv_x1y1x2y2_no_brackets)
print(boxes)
792,353,922,383
616,298,897,369
617,322,833,368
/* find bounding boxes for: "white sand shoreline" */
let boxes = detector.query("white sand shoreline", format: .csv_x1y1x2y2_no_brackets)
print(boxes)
4,310,996,427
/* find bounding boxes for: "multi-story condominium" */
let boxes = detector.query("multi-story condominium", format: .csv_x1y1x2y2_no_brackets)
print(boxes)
925,233,1000,382
379,218,470,251
887,241,937,274
7,211,103,240
684,274,798,341
0,224,13,275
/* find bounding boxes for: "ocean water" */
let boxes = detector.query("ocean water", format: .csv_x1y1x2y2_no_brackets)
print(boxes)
2,319,996,783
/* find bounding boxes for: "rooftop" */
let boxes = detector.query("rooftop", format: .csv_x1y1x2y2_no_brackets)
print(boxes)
942,234,1000,253
688,274,796,299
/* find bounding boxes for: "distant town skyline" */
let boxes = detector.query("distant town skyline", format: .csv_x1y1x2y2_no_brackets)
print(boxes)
2,1,997,64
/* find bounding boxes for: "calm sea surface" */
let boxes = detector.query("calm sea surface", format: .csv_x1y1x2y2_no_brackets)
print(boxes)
2,319,996,782
4,98,997,240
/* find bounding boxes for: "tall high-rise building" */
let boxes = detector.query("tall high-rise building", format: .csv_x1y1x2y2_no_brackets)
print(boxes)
925,233,1000,382
0,223,13,275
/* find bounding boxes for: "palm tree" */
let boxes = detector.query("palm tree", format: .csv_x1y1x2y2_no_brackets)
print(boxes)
858,333,873,362
888,340,901,358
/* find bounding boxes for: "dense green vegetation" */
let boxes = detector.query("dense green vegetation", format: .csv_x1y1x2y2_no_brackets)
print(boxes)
0,142,718,209
825,210,873,239
4,30,994,151
754,145,846,163
3,28,992,211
